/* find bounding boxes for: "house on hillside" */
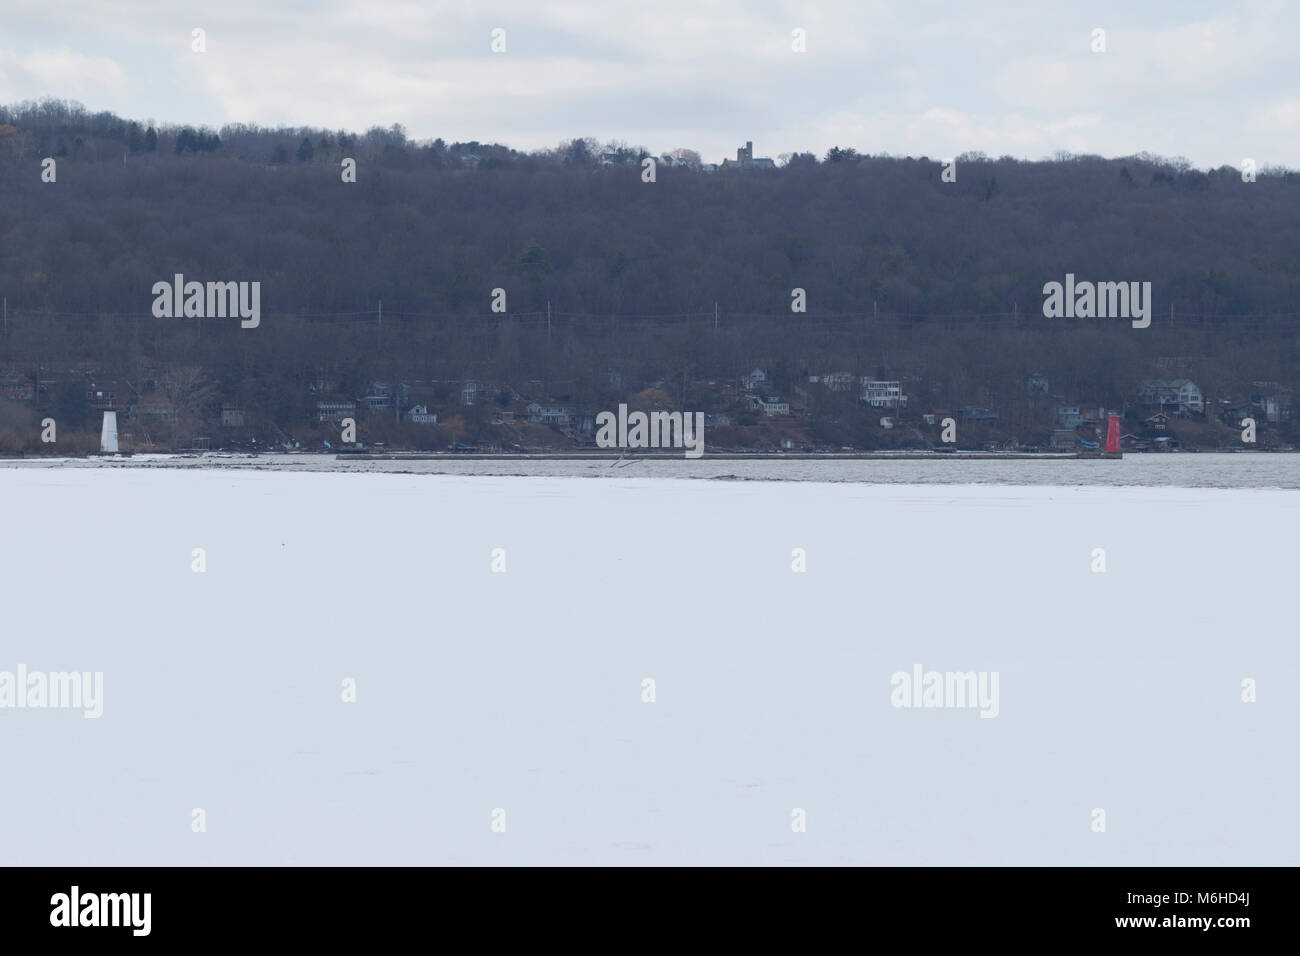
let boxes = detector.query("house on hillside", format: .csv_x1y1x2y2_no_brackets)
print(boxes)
1248,384,1291,423
360,384,391,410
861,378,907,408
1078,403,1111,425
742,369,768,392
361,382,411,411
1057,404,1082,427
1220,399,1261,425
526,401,580,426
1139,379,1203,416
403,405,438,424
317,400,357,422
1261,393,1290,423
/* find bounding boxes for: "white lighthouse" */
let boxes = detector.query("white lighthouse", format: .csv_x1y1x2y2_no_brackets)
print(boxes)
100,411,118,453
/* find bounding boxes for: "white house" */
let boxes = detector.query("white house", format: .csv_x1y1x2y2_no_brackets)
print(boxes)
742,368,768,392
756,395,790,416
861,378,907,408
1140,379,1203,415
526,401,578,426
403,405,438,424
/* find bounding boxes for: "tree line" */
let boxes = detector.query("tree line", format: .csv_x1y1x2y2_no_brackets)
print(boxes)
0,98,1297,451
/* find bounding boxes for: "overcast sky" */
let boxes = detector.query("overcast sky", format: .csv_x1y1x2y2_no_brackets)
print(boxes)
1,0,1296,167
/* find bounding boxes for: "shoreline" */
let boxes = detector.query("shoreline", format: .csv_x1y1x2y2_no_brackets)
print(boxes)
339,451,1128,461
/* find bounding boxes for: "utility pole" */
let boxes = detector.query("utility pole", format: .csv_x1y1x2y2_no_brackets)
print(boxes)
378,299,383,350
714,301,718,331
547,300,551,342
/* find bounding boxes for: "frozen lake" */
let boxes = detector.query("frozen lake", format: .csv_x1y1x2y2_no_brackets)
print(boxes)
5,450,1299,489
0,467,1295,865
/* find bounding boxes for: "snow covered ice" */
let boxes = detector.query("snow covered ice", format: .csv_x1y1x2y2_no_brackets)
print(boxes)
1,467,1295,865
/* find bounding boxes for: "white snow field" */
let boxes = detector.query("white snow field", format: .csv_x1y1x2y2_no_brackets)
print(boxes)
1,467,1296,866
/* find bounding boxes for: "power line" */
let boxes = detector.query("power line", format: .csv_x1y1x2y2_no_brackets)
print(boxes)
8,307,1300,321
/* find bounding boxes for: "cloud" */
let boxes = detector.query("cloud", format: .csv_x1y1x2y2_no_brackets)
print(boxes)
1,0,1298,167
1252,100,1300,132
8,49,129,96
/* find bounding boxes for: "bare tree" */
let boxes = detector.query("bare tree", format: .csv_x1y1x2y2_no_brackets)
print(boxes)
159,363,217,427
